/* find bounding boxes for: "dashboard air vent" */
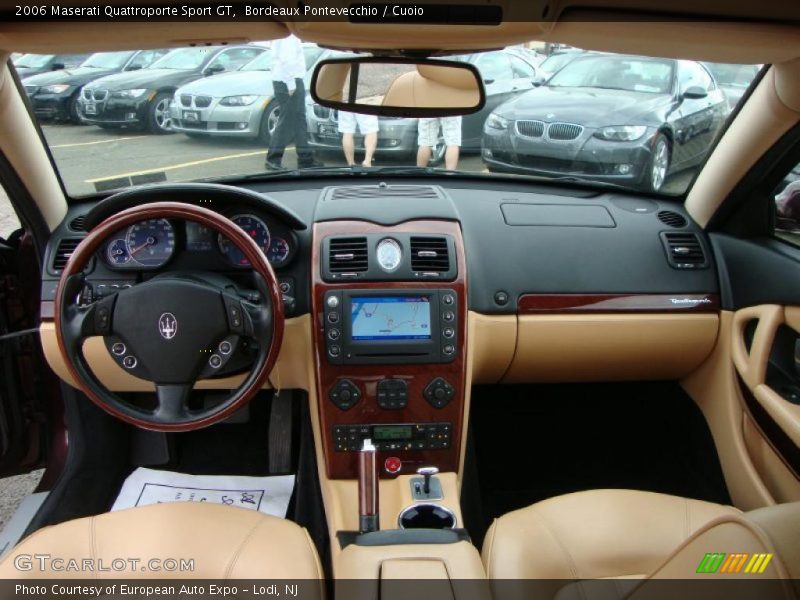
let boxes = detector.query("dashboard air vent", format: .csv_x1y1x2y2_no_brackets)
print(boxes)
657,210,687,228
329,185,439,200
68,214,87,231
51,238,82,272
328,237,368,273
661,232,708,269
410,237,450,272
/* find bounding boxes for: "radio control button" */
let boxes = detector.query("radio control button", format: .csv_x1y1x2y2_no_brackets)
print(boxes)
328,328,341,341
326,295,339,308
329,344,341,358
329,379,360,410
443,344,455,355
327,312,340,324
442,327,455,339
442,293,455,305
424,378,455,409
442,310,455,323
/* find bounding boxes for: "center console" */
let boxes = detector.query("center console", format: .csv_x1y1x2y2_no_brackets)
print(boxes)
312,220,467,479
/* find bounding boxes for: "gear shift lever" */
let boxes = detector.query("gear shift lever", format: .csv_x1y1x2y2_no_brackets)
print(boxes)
418,466,439,495
411,466,442,500
358,439,379,533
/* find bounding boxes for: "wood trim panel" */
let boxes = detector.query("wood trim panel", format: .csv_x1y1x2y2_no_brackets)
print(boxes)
312,220,467,480
518,293,720,313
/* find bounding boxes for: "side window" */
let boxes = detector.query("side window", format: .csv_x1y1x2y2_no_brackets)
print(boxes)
127,49,167,70
510,56,536,79
0,185,21,240
774,162,800,246
475,53,513,82
680,62,714,94
208,48,263,72
304,47,323,68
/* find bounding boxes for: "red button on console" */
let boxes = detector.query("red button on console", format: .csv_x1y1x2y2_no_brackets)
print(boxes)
384,456,402,475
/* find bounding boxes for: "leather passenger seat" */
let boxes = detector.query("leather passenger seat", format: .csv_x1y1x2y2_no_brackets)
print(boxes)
0,503,324,584
482,490,800,598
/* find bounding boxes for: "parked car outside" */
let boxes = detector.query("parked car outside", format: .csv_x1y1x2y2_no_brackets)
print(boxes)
306,48,541,163
22,50,169,123
12,53,91,78
169,44,323,143
482,54,728,191
702,62,761,112
77,45,266,133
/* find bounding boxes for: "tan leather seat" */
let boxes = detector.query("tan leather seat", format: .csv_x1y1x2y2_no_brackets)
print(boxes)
0,503,324,583
483,489,800,598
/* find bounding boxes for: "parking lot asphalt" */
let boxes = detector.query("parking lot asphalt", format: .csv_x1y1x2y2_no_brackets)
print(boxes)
43,122,692,197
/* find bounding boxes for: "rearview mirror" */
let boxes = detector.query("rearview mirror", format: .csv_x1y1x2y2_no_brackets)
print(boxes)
310,57,485,118
682,86,708,100
204,64,225,76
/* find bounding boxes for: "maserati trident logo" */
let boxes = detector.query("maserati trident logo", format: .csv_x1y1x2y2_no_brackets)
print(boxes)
158,313,177,340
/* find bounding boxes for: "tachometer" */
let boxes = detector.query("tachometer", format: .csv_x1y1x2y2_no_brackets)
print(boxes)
125,219,175,268
105,238,131,266
267,237,291,267
218,214,271,267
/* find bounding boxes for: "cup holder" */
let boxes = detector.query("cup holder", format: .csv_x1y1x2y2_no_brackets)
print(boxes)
398,504,456,529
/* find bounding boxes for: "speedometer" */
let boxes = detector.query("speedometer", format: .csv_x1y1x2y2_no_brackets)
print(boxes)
218,214,271,267
125,219,175,268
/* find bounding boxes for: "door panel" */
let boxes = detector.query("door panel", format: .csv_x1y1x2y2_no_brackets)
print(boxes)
730,304,800,497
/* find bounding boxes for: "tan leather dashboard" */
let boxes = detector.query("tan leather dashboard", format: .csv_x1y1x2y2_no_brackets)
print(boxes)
40,311,720,391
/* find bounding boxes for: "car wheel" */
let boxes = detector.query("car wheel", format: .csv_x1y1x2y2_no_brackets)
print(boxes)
67,94,83,124
257,101,281,145
647,133,670,192
146,92,174,134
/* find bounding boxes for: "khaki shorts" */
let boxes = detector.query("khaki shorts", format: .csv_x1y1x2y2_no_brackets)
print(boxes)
417,116,462,147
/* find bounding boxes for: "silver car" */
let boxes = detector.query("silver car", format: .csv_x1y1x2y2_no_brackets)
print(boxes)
170,45,323,143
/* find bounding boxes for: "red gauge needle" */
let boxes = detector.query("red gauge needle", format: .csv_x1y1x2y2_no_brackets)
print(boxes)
130,236,156,255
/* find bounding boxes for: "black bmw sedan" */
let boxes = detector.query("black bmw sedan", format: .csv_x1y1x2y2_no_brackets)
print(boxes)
482,54,728,191
22,50,168,122
78,45,264,134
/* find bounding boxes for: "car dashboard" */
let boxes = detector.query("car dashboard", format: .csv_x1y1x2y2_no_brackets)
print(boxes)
39,177,721,480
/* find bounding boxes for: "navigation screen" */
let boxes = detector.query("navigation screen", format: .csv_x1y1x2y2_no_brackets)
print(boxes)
350,296,432,341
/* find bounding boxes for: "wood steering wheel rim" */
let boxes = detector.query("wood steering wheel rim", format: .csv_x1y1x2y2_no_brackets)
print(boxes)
54,200,285,432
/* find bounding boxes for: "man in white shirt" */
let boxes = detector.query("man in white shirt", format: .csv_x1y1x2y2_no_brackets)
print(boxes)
265,35,322,169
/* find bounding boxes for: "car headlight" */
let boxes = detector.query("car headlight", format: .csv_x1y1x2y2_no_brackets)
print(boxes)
593,125,648,142
112,89,149,99
220,95,258,107
486,113,509,130
40,84,71,94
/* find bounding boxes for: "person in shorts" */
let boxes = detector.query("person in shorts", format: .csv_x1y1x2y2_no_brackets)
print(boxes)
338,111,379,167
416,116,462,170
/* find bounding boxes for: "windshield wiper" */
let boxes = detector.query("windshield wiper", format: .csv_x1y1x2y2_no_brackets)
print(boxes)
234,164,463,181
547,175,634,191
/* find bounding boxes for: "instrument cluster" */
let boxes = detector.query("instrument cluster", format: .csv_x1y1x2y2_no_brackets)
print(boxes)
101,212,297,270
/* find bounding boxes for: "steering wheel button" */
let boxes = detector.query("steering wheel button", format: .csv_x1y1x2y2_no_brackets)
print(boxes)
219,340,233,355
122,356,137,369
209,354,223,369
111,342,126,356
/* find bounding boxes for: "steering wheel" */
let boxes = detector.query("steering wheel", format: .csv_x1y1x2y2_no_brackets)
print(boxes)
54,201,284,432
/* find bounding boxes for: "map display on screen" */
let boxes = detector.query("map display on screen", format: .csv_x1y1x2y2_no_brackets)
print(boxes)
350,296,432,341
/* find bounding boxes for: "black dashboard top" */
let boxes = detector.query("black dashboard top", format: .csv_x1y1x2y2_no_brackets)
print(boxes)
44,177,718,316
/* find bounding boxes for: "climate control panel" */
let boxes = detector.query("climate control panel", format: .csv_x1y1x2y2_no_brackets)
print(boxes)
333,422,452,452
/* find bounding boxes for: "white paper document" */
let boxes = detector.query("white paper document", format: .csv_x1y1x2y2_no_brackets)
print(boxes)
112,468,295,518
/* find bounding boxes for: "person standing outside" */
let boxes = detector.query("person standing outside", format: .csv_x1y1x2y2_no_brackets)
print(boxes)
265,35,322,170
416,116,462,170
338,111,379,167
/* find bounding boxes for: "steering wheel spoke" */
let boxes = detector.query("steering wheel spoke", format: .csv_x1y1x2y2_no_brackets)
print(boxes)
62,287,117,349
154,384,193,421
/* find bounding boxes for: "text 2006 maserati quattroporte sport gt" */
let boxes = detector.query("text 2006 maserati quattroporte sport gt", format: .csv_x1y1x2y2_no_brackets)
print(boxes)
0,1,798,599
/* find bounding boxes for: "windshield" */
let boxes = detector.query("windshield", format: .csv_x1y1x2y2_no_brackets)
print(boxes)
149,47,214,70
15,54,53,68
23,43,762,199
81,51,135,70
549,56,675,93
540,53,577,73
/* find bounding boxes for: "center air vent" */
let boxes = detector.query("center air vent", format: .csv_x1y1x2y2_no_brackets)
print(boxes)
68,214,87,231
51,238,82,272
660,232,708,269
410,237,450,272
328,237,368,273
657,210,688,228
328,185,440,201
